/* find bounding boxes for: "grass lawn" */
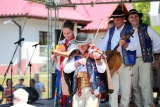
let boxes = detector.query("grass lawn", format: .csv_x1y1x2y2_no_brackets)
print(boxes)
0,72,51,104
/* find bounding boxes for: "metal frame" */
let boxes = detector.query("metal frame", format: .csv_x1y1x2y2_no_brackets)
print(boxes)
27,0,160,99
27,0,160,6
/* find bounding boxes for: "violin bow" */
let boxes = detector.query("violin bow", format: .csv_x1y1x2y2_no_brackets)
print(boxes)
86,19,103,58
93,19,103,44
57,19,66,45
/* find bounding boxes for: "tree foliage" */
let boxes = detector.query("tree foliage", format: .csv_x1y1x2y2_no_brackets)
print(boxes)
133,2,150,25
151,26,160,34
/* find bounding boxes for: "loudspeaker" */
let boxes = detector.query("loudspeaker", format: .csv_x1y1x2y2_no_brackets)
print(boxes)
23,87,39,104
52,73,56,99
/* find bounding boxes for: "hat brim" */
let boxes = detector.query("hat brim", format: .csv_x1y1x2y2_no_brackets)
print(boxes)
126,13,143,19
72,38,92,46
108,15,126,18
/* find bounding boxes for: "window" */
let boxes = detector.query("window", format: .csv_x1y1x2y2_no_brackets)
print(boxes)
39,31,47,45
39,31,47,56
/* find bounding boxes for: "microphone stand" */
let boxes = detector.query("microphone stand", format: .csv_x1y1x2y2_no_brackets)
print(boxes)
24,45,43,105
24,45,37,77
1,41,22,106
24,45,37,101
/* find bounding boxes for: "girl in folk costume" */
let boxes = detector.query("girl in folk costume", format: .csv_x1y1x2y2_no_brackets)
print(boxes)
51,20,77,107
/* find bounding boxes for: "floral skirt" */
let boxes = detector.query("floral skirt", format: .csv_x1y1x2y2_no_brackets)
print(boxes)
53,69,72,107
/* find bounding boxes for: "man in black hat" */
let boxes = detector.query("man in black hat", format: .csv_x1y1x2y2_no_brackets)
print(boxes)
98,9,138,107
127,9,160,107
63,32,109,107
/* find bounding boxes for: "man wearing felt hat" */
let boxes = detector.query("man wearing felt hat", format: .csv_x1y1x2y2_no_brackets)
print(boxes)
63,32,111,107
127,9,160,107
98,9,138,107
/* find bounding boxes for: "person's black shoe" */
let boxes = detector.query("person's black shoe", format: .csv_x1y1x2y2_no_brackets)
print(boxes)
100,99,107,103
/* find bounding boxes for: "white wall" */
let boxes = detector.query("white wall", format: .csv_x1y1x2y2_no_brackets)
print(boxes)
0,18,21,65
0,18,58,67
0,17,104,69
149,1,160,26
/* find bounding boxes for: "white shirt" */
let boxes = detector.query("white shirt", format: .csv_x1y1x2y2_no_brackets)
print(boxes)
55,39,78,69
64,58,106,74
133,26,160,56
98,24,138,56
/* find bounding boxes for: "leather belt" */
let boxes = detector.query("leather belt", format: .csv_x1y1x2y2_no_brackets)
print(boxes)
77,72,90,89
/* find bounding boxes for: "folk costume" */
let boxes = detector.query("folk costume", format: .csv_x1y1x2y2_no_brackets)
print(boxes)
64,32,112,107
99,10,138,107
127,9,160,107
53,38,77,107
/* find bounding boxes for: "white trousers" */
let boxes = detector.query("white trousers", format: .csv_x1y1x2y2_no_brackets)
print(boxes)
132,57,152,107
109,64,133,107
73,87,99,107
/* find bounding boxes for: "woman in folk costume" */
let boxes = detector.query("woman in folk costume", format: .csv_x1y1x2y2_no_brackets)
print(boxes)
51,20,77,107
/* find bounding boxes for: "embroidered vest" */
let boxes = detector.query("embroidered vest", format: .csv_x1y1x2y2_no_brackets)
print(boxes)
138,23,153,62
72,57,106,95
107,25,136,66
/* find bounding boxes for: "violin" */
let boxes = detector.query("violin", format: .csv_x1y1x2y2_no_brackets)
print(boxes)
83,44,104,60
50,43,66,54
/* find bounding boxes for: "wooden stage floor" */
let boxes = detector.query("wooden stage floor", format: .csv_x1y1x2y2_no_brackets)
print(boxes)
0,99,160,107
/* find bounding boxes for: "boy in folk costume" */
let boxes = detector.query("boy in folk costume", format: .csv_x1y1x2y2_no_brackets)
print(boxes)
64,32,113,107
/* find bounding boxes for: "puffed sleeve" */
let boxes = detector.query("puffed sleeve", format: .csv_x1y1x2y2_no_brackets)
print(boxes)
147,26,160,53
64,58,76,74
95,60,106,73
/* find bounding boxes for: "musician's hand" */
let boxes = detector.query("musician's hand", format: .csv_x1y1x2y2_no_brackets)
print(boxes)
119,40,128,48
119,40,126,46
51,49,59,55
74,58,86,68
153,60,159,70
92,52,101,60
51,55,57,63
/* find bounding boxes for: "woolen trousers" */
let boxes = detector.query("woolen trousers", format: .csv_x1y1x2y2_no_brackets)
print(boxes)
109,64,133,107
72,87,99,107
132,57,152,107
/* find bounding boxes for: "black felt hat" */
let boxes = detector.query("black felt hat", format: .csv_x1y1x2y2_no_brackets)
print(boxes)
108,10,126,18
126,9,143,18
72,32,92,46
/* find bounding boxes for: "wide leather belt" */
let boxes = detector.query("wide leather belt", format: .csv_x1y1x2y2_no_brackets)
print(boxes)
77,72,90,89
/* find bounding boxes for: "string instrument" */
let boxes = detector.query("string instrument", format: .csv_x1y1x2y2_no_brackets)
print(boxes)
106,29,134,76
50,43,66,54
67,45,103,61
83,44,103,59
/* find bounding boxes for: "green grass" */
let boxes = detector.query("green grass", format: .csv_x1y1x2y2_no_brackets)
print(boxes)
0,72,50,104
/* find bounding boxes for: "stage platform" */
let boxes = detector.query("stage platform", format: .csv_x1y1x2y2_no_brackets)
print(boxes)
0,99,110,107
0,99,160,107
